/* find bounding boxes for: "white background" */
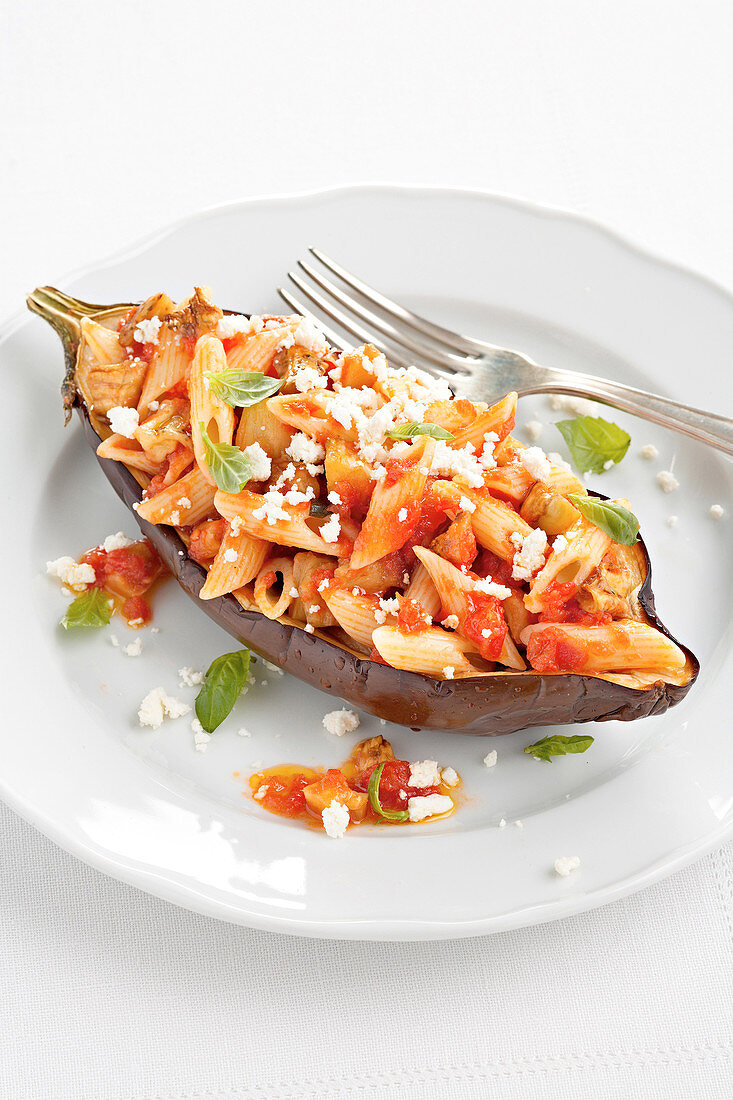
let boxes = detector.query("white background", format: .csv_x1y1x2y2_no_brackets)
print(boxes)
2,2,732,1098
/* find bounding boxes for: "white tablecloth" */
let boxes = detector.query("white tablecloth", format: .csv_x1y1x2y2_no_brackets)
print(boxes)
3,2,732,1097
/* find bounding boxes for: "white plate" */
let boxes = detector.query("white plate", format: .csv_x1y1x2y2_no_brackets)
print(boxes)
3,186,732,939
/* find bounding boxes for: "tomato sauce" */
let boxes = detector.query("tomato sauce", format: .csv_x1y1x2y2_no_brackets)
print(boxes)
397,598,432,634
537,580,610,626
526,627,589,673
461,592,508,661
247,737,458,832
78,538,166,625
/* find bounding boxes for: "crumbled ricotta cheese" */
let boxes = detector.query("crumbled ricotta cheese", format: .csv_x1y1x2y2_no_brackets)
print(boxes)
459,495,476,513
547,451,572,473
293,365,327,392
322,708,360,737
253,490,291,525
407,793,453,822
322,799,350,838
223,548,238,563
408,760,441,788
473,576,513,599
293,317,328,355
289,586,299,598
498,818,507,828
377,597,400,616
109,634,119,647
442,666,455,680
640,443,659,460
320,513,341,543
440,766,460,787
46,556,96,590
100,532,134,552
327,491,342,505
304,623,315,634
520,446,552,482
431,440,486,488
710,504,725,519
192,718,211,753
397,507,408,522
551,534,569,555
243,442,272,482
176,497,192,509
525,420,543,442
237,727,252,737
510,527,548,582
483,749,497,768
107,405,140,438
554,855,581,877
137,687,191,729
442,614,459,630
168,511,181,526
371,464,387,481
317,577,331,593
308,603,320,614
549,394,595,416
657,470,679,493
178,667,204,687
667,515,678,528
123,638,142,658
216,314,256,339
286,433,325,465
133,316,162,345
148,400,160,412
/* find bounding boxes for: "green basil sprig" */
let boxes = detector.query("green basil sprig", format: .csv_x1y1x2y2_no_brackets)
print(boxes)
195,649,252,733
555,416,631,474
524,734,595,762
387,422,455,442
204,368,283,408
61,588,112,630
567,493,640,546
368,762,409,821
200,423,254,493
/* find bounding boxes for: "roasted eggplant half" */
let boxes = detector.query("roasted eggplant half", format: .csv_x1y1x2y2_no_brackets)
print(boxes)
28,287,699,736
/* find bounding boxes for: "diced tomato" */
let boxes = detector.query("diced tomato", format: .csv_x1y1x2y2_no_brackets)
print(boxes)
397,598,432,634
353,759,440,810
79,547,108,588
384,452,422,487
537,580,608,625
461,592,508,661
258,772,311,818
121,595,152,625
526,627,589,673
103,540,164,598
408,478,454,551
143,444,193,498
474,549,518,590
188,519,227,563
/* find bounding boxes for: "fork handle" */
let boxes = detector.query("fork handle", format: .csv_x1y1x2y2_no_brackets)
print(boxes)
529,370,733,456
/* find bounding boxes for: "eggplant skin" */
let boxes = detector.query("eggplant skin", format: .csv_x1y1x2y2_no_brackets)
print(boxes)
77,406,700,737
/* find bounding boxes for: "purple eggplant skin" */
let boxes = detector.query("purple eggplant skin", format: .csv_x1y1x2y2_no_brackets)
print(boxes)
77,405,699,737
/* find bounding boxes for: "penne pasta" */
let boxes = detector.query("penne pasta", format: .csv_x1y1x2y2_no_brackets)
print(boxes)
323,586,397,649
189,335,236,485
253,556,296,619
525,516,612,613
137,323,192,416
520,620,688,677
459,487,534,560
450,392,517,449
405,562,441,618
136,465,216,527
215,489,349,555
371,625,484,678
199,527,270,600
96,433,160,475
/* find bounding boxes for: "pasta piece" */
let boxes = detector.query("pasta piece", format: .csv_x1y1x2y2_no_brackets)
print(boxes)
267,391,359,443
371,625,483,678
450,392,517,449
323,587,396,649
422,398,482,434
292,553,338,628
482,463,535,507
136,465,216,526
525,516,612,613
503,592,535,646
96,433,159,475
236,398,293,456
405,562,441,618
459,487,534,560
520,620,688,676
253,556,297,620
215,489,348,554
199,528,270,600
189,335,236,485
137,323,192,416
225,328,289,374
349,438,436,570
414,547,525,670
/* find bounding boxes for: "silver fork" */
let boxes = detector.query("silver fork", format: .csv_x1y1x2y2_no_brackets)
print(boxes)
278,247,733,455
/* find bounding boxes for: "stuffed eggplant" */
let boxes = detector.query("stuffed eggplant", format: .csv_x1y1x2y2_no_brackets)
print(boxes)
28,285,698,736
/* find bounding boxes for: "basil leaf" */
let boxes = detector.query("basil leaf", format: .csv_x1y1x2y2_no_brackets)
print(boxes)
368,762,409,821
200,423,254,493
387,422,455,441
567,493,640,546
555,416,631,474
524,734,594,762
61,588,112,630
195,649,251,733
204,368,283,408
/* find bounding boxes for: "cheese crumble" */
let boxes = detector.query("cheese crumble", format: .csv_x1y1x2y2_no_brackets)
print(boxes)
657,470,679,493
133,316,162,345
46,557,96,590
322,708,360,736
407,794,453,822
554,855,581,877
137,687,191,729
408,760,441,788
322,799,350,838
107,405,140,438
483,750,497,768
178,667,204,687
510,528,548,582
